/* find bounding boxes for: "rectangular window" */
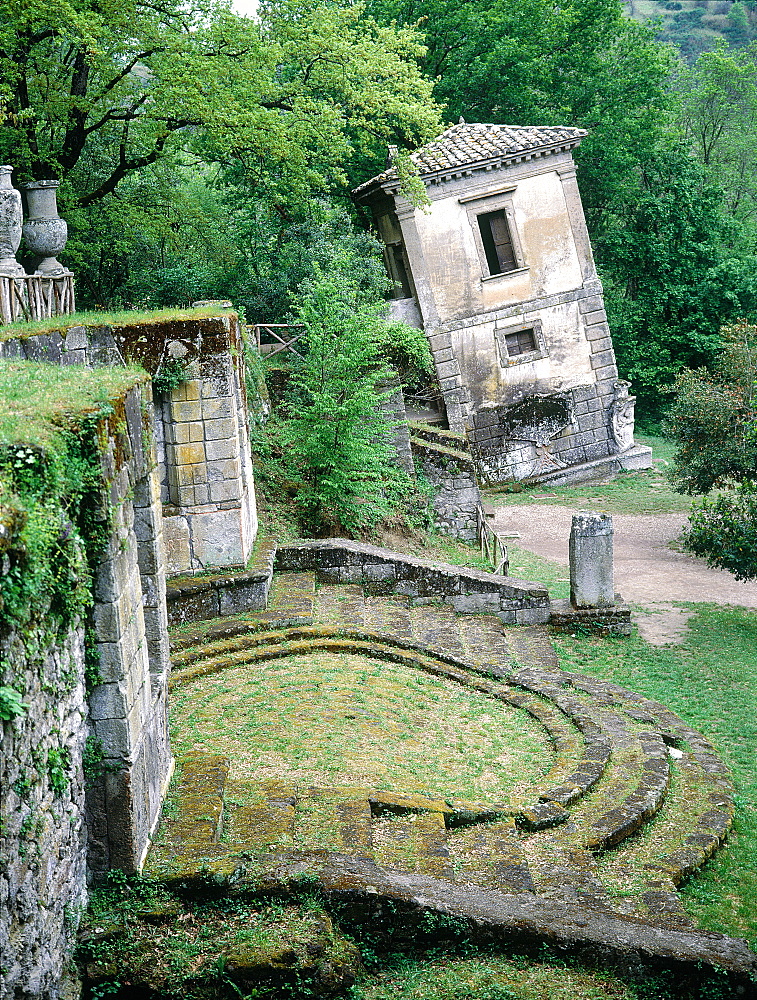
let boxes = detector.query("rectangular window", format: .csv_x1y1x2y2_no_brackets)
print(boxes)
478,210,517,275
504,328,537,356
384,242,412,299
495,319,547,367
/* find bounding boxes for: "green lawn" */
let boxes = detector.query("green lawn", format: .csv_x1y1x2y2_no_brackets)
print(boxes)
553,605,757,946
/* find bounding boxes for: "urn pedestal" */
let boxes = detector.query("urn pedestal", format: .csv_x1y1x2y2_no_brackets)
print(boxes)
21,180,68,275
0,165,24,277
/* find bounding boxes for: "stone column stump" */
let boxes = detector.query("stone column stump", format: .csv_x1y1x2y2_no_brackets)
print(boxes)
550,510,632,635
569,511,615,609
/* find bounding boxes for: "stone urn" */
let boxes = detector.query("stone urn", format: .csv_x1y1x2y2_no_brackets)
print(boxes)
21,180,68,275
0,165,24,276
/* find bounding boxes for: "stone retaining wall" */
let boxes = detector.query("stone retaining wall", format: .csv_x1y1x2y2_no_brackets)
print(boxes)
0,625,87,1000
166,539,277,628
410,437,481,541
85,383,173,876
276,539,549,623
0,311,258,575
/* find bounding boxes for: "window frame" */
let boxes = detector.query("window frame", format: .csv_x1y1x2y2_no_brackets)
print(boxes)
495,319,548,367
460,186,527,280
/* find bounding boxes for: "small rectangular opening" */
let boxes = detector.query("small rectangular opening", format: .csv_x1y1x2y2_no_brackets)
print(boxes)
384,242,412,299
504,328,537,357
478,210,517,275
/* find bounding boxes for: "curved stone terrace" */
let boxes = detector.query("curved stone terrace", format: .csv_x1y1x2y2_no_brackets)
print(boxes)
146,562,756,986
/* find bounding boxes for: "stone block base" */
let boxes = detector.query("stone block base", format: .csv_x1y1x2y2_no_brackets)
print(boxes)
549,598,632,636
483,444,653,490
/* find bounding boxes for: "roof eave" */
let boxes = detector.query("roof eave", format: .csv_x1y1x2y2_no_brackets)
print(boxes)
352,134,584,202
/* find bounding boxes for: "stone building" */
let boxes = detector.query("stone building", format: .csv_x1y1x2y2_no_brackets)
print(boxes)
353,122,652,484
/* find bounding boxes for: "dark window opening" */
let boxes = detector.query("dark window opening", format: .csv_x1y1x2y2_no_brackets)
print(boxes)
384,242,412,299
504,328,537,357
478,209,517,275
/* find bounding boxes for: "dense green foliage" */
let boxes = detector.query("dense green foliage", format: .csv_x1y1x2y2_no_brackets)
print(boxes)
270,271,432,535
1,0,440,312
683,483,757,582
664,322,757,580
0,363,146,635
625,0,757,62
666,322,757,492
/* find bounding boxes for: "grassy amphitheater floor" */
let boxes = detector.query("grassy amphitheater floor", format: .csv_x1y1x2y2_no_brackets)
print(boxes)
91,567,750,998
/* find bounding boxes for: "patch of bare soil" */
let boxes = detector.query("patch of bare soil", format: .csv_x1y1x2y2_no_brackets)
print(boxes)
490,505,757,643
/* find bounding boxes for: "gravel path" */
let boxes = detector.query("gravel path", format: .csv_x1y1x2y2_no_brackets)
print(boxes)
490,504,757,643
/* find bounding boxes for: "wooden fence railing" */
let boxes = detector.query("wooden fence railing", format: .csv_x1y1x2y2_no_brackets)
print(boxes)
0,273,76,325
250,323,306,358
476,504,510,576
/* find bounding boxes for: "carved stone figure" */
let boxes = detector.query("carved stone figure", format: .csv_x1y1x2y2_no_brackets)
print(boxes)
21,180,68,275
0,166,24,276
610,380,636,452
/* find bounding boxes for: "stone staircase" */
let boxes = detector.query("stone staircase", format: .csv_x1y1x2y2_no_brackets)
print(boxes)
141,563,757,984
156,575,736,923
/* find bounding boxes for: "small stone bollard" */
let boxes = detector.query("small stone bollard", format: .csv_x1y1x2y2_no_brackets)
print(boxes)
569,512,614,609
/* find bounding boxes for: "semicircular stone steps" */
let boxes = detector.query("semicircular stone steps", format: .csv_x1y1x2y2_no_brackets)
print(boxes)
153,577,736,931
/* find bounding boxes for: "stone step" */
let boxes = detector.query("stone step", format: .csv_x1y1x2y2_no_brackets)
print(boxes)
163,753,230,845
293,787,374,856
362,594,415,641
225,780,296,852
528,844,612,909
168,628,592,827
450,820,535,893
408,603,467,661
260,571,315,622
373,810,453,878
314,584,366,627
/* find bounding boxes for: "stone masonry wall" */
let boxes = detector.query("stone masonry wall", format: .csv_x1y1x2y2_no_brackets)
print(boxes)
86,383,173,876
276,539,549,623
1,623,87,1000
158,333,257,574
410,437,480,541
0,312,258,576
470,381,615,485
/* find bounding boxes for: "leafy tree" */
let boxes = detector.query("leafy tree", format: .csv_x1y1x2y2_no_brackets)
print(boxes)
665,321,757,493
363,0,674,224
1,0,440,210
678,42,757,224
275,267,431,536
683,483,757,582
666,322,757,582
598,150,757,413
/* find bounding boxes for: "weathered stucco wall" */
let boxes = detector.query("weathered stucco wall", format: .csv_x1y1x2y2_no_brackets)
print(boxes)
401,164,585,327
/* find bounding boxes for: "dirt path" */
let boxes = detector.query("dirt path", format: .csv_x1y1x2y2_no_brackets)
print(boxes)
490,504,757,643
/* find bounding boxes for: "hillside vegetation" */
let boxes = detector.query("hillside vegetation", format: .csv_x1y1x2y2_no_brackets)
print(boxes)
624,0,757,59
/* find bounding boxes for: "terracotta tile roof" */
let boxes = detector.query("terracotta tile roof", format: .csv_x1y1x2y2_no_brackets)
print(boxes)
353,122,587,196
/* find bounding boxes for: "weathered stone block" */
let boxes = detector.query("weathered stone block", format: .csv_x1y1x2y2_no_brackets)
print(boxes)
515,606,551,625
204,416,236,441
210,480,241,503
190,509,247,567
449,592,501,614
174,442,206,466
590,350,616,370
162,516,192,576
205,437,238,462
569,512,614,608
170,400,202,422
